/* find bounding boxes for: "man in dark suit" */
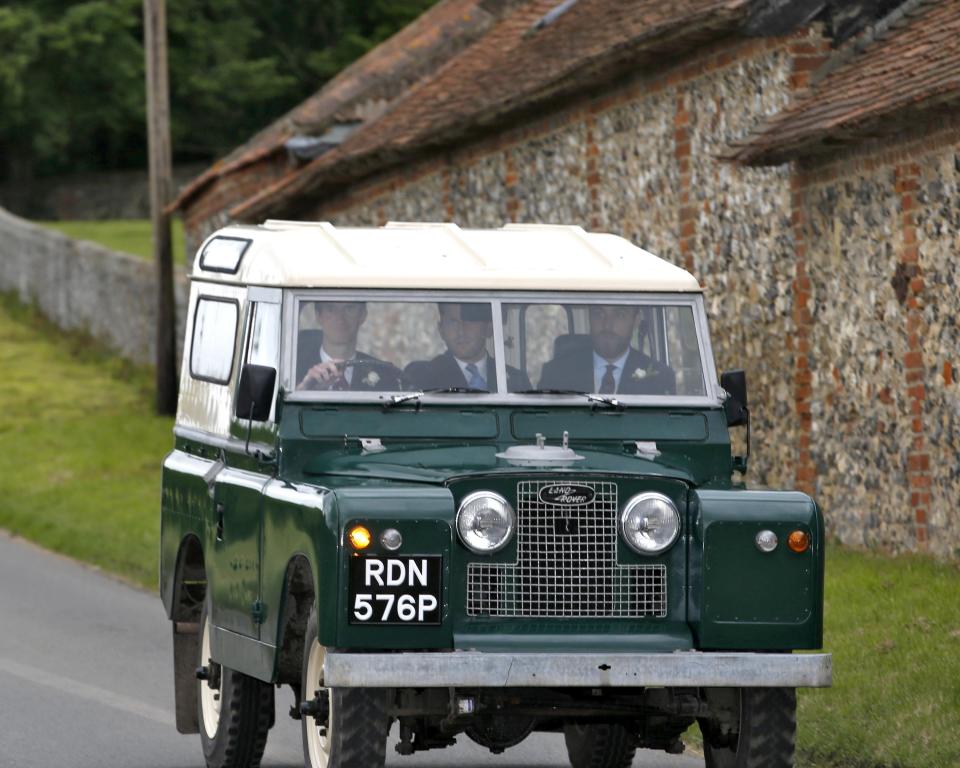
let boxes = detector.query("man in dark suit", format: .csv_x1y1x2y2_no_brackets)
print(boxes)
404,303,531,392
539,305,675,395
296,301,402,391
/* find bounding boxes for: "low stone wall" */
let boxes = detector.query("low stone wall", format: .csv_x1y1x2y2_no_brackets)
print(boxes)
0,206,188,366
0,164,206,221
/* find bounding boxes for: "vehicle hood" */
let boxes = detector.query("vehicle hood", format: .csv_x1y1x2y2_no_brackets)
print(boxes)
297,443,699,487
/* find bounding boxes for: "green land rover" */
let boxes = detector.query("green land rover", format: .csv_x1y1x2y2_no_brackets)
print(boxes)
160,221,831,768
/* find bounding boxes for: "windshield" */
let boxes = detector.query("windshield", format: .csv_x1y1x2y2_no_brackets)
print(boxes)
291,295,709,400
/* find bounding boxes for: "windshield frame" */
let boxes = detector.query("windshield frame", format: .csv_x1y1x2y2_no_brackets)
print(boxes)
281,289,722,407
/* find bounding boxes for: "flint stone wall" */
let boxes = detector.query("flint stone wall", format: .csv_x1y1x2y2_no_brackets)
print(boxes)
0,206,187,366
594,88,680,262
793,133,960,557
913,150,960,557
804,169,914,549
298,36,959,557
686,47,796,490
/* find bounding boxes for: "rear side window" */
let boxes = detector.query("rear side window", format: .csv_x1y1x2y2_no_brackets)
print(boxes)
190,297,239,383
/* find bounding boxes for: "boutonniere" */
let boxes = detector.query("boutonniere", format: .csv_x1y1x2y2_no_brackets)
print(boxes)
363,370,380,387
631,368,648,381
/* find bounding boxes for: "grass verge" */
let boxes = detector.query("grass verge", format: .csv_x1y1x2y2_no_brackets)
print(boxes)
37,218,187,264
797,547,960,767
0,293,172,588
0,294,958,766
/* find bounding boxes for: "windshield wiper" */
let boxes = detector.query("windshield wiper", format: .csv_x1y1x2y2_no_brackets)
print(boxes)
515,389,624,411
382,386,489,410
383,391,424,409
585,393,624,411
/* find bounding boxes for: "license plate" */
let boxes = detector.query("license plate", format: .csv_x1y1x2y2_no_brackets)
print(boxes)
348,556,442,625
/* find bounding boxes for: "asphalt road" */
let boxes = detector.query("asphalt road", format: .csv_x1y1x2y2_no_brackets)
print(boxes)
0,530,703,768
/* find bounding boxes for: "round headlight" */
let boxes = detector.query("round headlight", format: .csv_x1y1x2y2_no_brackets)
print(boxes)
457,491,515,554
620,492,680,555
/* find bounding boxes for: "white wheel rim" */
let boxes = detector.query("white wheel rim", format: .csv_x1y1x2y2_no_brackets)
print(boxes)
199,614,221,739
304,640,332,768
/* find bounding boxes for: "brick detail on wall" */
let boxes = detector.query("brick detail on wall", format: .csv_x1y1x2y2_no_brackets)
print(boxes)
787,29,830,92
675,93,694,273
788,24,830,498
791,173,815,496
895,161,930,548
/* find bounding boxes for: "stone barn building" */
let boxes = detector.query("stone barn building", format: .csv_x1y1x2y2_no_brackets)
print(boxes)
171,0,960,558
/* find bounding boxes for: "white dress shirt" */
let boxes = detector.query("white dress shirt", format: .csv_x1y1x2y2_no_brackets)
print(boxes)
593,350,629,392
320,346,354,384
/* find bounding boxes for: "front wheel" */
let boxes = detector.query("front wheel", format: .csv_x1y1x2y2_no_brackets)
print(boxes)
301,609,390,768
197,601,274,768
701,687,796,768
563,722,637,768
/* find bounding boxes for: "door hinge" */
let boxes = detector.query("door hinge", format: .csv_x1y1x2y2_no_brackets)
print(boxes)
251,600,267,624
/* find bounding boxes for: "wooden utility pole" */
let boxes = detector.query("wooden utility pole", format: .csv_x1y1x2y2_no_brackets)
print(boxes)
144,0,178,415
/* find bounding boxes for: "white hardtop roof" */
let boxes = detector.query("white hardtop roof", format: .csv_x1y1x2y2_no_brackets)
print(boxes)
193,221,701,292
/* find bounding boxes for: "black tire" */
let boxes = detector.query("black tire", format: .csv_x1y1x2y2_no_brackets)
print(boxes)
301,608,390,768
197,601,275,768
701,687,796,768
564,722,637,768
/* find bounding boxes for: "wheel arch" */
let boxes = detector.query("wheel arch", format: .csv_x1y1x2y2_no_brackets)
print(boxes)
274,553,317,689
170,533,206,621
170,533,206,734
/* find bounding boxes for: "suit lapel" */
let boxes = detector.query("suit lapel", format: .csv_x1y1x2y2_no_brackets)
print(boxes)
440,352,468,387
618,349,653,394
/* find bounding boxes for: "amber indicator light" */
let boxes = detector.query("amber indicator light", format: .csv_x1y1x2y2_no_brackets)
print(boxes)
348,526,372,550
788,530,810,553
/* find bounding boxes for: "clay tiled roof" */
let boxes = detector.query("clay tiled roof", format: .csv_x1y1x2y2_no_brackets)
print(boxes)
730,0,960,166
233,0,750,221
171,0,503,212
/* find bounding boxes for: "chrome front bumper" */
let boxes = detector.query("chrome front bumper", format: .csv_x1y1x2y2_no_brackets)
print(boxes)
324,651,832,688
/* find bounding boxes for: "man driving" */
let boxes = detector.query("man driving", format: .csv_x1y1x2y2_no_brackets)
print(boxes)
538,304,675,395
296,301,401,391
404,303,531,392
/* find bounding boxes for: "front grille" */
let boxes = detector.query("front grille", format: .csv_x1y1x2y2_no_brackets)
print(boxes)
467,480,667,618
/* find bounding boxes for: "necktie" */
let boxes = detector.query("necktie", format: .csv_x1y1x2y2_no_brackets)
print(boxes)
599,363,617,394
465,363,487,390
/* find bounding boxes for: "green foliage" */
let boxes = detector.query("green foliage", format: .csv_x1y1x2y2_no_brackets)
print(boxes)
295,0,441,83
0,0,145,176
0,0,440,180
166,0,298,158
39,0,146,170
0,6,42,123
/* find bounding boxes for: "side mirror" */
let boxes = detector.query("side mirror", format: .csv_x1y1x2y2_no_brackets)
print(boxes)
236,364,277,422
720,369,749,427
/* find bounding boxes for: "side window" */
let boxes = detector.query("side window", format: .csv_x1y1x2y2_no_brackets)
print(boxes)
237,301,281,420
190,297,239,384
244,302,281,369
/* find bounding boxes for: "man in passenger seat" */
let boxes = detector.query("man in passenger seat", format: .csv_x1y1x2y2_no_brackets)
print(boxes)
539,305,675,395
404,303,530,393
